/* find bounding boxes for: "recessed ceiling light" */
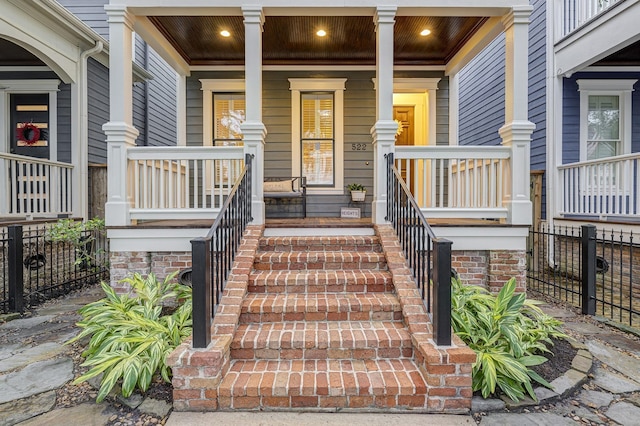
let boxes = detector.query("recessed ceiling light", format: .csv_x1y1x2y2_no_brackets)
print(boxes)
220,30,231,37
420,29,431,36
316,29,327,37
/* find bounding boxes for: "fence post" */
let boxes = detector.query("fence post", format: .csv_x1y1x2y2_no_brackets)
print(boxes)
433,237,452,346
581,225,596,316
191,237,211,348
8,225,24,313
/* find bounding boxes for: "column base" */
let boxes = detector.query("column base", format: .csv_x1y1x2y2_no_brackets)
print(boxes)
505,200,532,225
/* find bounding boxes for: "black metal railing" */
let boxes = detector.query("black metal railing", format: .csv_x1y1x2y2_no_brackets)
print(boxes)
528,223,640,329
191,153,253,348
0,222,109,314
385,153,452,345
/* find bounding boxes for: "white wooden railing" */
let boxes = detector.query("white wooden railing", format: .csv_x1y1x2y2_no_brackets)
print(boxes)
394,145,511,220
559,153,640,218
556,0,622,40
0,153,73,218
126,146,245,220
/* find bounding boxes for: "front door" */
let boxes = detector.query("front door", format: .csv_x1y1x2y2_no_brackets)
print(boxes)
393,105,415,193
9,93,50,159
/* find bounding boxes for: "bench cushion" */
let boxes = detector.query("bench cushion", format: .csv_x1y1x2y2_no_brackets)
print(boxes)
264,179,294,193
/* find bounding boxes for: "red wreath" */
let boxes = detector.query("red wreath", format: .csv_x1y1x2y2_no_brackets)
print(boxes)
17,123,41,145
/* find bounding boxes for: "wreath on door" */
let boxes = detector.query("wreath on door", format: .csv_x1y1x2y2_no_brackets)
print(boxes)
17,122,41,145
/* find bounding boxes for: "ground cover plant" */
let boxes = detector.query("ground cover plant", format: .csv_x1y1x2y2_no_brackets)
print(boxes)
67,272,192,402
451,277,566,402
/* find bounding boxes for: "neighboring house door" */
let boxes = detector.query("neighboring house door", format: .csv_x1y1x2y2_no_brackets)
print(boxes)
9,93,50,159
8,93,51,214
393,105,415,193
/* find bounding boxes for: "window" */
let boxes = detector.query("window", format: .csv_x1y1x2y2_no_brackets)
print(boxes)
213,93,245,146
290,78,346,194
578,79,636,161
301,93,334,186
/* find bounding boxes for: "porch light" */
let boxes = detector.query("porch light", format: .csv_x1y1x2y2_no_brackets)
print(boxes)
316,29,327,37
420,29,431,36
220,30,231,37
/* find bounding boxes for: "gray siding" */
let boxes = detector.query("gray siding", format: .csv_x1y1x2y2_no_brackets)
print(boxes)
563,71,640,164
146,46,178,146
87,58,109,164
57,83,72,163
187,70,448,217
57,0,109,39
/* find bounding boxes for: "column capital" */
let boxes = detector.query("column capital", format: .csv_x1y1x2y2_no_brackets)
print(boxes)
502,5,533,30
371,120,398,143
242,5,265,27
104,5,135,29
374,6,397,25
498,120,535,145
240,121,267,141
103,121,139,142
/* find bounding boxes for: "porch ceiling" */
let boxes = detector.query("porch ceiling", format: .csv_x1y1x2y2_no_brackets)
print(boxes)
595,38,640,67
148,15,488,66
0,39,46,66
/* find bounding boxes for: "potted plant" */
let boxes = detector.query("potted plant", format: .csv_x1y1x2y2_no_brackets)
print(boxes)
347,183,366,202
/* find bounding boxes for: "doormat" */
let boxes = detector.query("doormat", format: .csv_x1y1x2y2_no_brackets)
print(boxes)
340,207,361,218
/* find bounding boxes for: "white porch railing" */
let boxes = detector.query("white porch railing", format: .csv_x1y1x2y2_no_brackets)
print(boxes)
394,145,511,220
559,153,640,218
126,146,245,220
0,153,73,218
556,0,622,40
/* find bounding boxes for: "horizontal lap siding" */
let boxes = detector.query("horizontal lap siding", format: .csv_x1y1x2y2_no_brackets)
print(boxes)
87,59,109,164
57,0,109,39
147,46,178,146
57,84,72,163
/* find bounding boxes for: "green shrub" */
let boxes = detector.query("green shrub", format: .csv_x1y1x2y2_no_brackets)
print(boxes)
67,272,192,402
451,277,566,402
47,218,106,268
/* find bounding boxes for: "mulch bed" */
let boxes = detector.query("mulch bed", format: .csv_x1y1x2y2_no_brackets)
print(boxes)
531,337,578,383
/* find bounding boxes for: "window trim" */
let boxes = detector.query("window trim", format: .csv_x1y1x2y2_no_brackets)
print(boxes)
0,79,59,160
289,78,346,195
577,79,636,162
200,79,245,147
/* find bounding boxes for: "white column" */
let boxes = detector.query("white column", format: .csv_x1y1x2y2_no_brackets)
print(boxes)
103,6,139,226
372,6,397,224
242,6,266,224
177,74,187,146
500,6,535,226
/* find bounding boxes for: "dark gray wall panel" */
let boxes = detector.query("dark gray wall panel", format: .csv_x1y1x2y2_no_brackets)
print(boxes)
87,58,109,164
57,83,72,163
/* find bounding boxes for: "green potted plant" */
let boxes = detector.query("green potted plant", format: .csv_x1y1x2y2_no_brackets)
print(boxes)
346,183,366,202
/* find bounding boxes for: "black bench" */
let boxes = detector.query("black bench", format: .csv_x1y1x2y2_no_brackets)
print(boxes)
263,176,307,218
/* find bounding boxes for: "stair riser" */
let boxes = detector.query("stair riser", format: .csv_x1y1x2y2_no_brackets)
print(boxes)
247,283,394,294
253,261,388,271
230,347,414,360
259,244,383,253
218,394,427,410
239,311,403,323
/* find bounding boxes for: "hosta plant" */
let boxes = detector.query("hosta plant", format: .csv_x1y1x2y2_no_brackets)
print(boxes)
67,272,192,402
451,277,566,402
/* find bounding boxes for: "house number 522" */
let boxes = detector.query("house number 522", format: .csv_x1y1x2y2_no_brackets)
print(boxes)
351,143,367,151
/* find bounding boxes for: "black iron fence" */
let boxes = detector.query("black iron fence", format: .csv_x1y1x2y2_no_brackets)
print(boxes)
191,154,253,348
0,222,108,314
528,223,640,328
385,153,452,345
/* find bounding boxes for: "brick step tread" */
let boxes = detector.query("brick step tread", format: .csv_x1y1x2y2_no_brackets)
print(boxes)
248,270,394,294
253,252,387,271
259,235,381,253
231,321,412,360
218,359,428,410
240,293,401,323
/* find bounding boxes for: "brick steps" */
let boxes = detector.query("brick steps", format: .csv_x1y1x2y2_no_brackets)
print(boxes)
248,270,394,294
240,293,402,323
253,251,387,271
259,235,382,253
231,321,413,360
217,358,428,410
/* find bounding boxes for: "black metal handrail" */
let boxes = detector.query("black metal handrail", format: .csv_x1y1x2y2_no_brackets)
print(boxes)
385,153,452,345
191,153,253,348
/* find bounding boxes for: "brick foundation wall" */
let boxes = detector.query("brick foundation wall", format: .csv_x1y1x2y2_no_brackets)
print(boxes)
451,249,526,293
109,251,192,293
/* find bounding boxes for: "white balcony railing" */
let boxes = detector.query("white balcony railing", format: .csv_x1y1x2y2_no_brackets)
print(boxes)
126,146,245,220
0,153,73,218
556,0,622,40
559,153,640,218
394,145,511,220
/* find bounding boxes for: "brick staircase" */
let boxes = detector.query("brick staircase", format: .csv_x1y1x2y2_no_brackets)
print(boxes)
169,225,475,413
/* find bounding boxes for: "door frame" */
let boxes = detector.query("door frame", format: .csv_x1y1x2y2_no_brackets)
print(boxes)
0,79,60,161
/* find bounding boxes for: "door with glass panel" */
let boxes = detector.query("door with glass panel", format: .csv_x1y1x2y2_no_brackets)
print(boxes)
301,92,334,187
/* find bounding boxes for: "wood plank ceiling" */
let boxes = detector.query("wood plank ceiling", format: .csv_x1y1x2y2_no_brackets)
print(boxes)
149,15,488,66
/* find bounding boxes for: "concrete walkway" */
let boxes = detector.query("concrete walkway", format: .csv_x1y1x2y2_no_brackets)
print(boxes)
1,286,640,425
